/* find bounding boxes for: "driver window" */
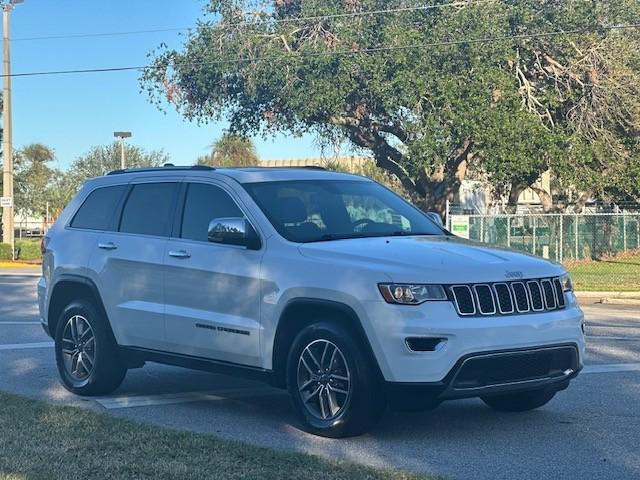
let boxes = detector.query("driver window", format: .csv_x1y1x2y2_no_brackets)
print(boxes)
342,194,411,231
181,183,243,242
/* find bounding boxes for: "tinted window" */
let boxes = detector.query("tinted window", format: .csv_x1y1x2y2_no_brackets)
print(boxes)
181,183,243,242
244,180,444,242
71,185,126,231
119,183,179,237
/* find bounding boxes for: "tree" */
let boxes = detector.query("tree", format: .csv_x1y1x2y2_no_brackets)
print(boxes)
143,0,640,215
197,133,259,166
13,144,56,217
67,142,169,192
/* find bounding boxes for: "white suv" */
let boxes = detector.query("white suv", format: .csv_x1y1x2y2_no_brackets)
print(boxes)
38,166,585,437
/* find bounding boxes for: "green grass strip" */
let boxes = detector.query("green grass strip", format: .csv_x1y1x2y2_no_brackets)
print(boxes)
0,391,439,480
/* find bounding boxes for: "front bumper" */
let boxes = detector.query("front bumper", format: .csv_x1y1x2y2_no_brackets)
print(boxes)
386,343,581,403
359,292,585,384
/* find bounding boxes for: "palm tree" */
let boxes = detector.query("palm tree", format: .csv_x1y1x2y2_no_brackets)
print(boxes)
198,133,259,167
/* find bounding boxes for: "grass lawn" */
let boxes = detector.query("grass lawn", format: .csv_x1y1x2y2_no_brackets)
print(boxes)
566,253,640,292
0,391,438,480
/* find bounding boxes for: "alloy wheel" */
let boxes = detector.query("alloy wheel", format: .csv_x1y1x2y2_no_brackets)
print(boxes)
61,315,96,381
297,339,351,420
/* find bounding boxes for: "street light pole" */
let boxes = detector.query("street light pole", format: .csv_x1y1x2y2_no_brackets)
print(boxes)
1,0,22,259
113,131,132,170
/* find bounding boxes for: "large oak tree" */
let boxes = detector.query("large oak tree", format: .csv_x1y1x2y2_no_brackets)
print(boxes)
143,0,640,214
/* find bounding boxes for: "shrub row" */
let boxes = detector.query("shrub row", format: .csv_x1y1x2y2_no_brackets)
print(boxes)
0,240,41,260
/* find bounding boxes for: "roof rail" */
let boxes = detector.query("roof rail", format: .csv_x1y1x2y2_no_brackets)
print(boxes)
106,165,216,176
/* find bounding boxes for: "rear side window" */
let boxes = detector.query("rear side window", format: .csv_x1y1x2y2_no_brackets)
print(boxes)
119,183,179,237
70,185,126,231
181,183,244,242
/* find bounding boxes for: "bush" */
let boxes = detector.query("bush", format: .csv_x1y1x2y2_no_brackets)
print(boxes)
15,240,41,260
0,243,13,260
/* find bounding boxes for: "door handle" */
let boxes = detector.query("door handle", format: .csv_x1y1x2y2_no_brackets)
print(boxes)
169,250,191,259
98,242,117,250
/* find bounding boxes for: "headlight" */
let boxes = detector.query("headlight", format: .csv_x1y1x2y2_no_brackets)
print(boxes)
560,274,573,292
378,284,447,305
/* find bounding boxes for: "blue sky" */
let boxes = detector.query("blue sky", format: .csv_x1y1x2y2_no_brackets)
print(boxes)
5,0,322,170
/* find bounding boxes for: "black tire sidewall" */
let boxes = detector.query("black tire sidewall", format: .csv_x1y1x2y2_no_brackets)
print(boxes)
286,322,384,438
54,299,125,396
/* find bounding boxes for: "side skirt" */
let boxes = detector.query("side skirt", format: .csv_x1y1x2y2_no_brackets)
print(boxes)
121,346,277,386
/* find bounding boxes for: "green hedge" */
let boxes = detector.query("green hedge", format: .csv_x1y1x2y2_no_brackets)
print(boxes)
16,240,41,260
0,243,12,260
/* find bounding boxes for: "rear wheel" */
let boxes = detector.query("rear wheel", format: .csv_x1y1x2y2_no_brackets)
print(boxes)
54,299,127,396
287,322,386,438
481,389,556,412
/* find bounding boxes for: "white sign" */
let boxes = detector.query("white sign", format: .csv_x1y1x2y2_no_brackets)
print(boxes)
450,215,470,239
0,197,13,208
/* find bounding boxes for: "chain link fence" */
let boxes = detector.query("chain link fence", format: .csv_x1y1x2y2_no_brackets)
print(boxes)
447,212,640,292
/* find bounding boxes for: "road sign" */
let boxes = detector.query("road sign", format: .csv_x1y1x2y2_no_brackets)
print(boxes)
0,197,13,208
450,215,470,239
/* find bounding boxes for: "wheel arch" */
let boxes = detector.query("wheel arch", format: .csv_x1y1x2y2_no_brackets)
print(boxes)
47,275,113,340
271,298,383,388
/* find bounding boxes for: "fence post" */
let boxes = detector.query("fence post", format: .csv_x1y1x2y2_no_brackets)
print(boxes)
559,214,563,263
623,212,627,252
532,216,537,256
574,214,579,260
507,216,511,248
480,217,484,243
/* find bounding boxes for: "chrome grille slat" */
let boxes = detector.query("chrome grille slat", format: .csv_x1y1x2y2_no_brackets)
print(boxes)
474,284,496,315
527,281,545,311
553,278,566,308
451,285,476,316
511,282,530,312
450,277,566,317
541,279,557,309
493,283,514,314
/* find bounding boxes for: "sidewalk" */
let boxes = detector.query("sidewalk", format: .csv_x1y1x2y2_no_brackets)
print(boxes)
0,263,41,276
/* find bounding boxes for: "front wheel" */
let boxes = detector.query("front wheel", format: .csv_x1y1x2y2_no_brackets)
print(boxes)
481,389,556,412
54,299,127,396
286,322,386,438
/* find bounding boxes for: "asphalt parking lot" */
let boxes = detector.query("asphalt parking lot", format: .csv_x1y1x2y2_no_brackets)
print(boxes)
1,273,639,480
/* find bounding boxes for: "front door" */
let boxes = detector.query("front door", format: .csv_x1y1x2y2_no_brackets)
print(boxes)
163,181,263,367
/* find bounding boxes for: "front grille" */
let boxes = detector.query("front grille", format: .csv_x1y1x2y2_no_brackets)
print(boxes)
452,346,577,391
449,277,567,317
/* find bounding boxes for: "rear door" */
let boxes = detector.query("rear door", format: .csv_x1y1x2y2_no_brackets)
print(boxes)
89,179,180,350
163,180,263,366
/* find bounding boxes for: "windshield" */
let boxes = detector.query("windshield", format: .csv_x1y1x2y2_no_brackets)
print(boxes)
243,180,445,243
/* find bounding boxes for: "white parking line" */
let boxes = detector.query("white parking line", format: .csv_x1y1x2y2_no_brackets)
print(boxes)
583,363,640,374
586,335,640,341
95,387,286,409
0,341,53,350
0,321,42,325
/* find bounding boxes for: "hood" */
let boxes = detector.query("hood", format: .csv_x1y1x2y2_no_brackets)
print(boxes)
298,235,564,284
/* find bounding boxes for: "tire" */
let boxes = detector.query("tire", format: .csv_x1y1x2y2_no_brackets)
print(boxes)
481,388,556,412
286,321,386,438
54,299,127,396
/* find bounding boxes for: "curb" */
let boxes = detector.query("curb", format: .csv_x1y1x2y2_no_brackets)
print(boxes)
575,291,640,298
576,291,640,306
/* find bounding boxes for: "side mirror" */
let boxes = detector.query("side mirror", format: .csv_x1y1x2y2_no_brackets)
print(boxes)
426,212,444,228
207,217,261,250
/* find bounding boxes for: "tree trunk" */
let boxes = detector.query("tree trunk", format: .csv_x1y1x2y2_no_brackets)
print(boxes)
572,191,592,213
417,140,473,220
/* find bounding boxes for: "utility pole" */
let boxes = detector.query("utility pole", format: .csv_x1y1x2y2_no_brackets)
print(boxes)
113,131,132,170
1,0,22,259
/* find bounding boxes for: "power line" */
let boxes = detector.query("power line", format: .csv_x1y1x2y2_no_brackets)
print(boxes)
12,27,189,42
3,23,639,78
12,1,494,42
